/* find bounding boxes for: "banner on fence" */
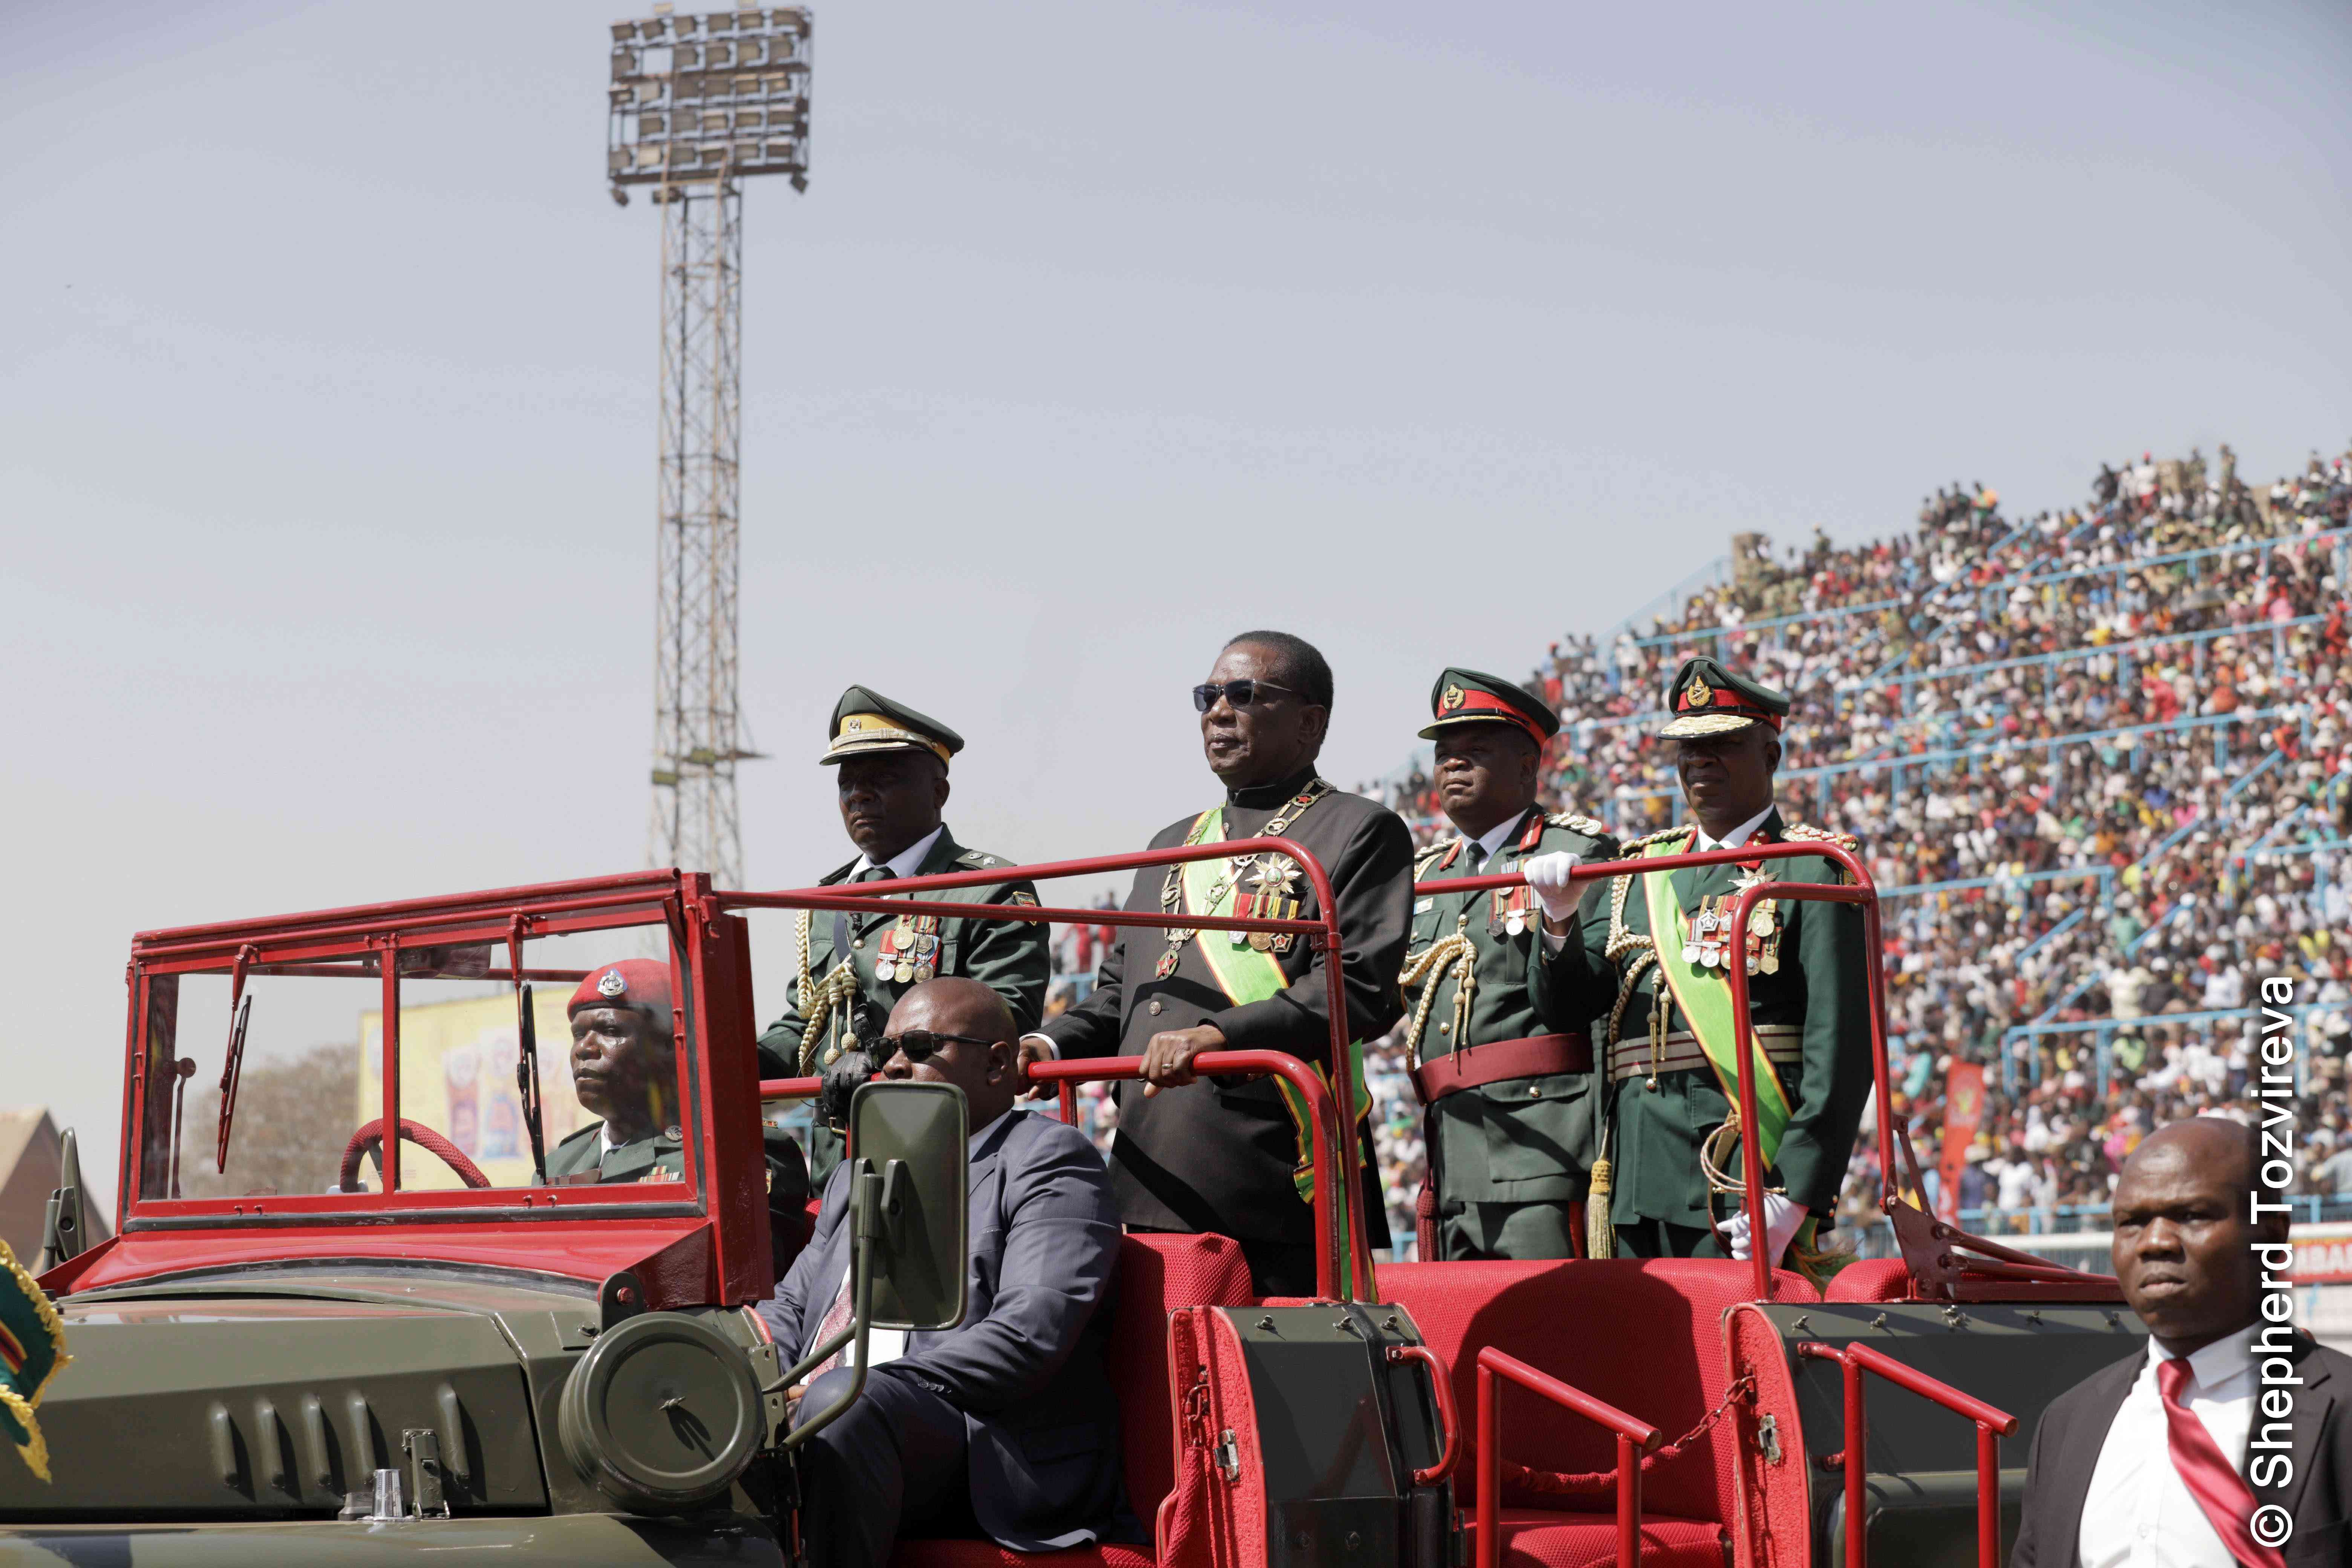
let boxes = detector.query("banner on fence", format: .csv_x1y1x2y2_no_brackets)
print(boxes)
1937,1061,1987,1221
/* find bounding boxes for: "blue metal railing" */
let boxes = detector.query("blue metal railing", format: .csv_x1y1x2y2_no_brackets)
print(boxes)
1994,748,2295,1086
1627,593,1909,652
1600,707,2294,821
1836,614,2330,715
1980,522,2349,599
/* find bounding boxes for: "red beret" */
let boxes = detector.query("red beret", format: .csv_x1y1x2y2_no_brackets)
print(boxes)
568,959,674,1019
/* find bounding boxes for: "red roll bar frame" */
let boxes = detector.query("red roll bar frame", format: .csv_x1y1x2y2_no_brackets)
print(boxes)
727,836,1380,1302
1797,1340,2017,1568
1475,1347,1657,1568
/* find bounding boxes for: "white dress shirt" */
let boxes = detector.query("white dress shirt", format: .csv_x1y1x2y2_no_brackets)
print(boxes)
850,824,946,882
1447,811,1532,866
2076,1325,2259,1568
1693,803,1775,854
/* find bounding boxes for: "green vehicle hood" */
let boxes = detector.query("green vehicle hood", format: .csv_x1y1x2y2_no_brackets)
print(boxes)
0,1271,594,1522
0,1514,782,1565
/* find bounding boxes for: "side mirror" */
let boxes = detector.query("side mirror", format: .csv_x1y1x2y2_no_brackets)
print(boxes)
849,1080,968,1332
39,1129,87,1272
777,1081,969,1450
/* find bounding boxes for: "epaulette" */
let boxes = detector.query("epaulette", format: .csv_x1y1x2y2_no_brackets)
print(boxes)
1545,812,1612,840
817,858,859,886
550,1121,600,1152
1005,890,1039,906
1619,825,1696,851
1781,822,1861,852
955,850,1003,868
1412,840,1455,873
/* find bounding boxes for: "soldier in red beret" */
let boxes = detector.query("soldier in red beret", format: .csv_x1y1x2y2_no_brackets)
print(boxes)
546,960,684,1182
547,958,813,1279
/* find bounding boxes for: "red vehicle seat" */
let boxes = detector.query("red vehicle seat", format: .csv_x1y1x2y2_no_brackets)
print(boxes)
1465,1508,1726,1568
891,1231,1253,1568
891,1545,1155,1568
1103,1232,1256,1519
1824,1257,1913,1302
1379,1258,1814,1528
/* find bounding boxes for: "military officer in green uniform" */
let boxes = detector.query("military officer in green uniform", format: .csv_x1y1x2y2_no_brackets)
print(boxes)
1528,657,1871,1277
550,958,813,1280
758,686,1050,1182
1400,669,1619,1261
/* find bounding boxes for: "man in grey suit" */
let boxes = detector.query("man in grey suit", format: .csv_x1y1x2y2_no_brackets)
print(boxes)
761,978,1135,1568
2011,1118,2349,1567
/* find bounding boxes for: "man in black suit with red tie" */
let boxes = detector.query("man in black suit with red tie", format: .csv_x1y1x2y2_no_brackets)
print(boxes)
2010,1118,2349,1567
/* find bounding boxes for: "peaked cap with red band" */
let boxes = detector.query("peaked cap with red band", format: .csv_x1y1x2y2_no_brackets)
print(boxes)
1657,656,1789,739
568,959,674,1021
1418,666,1560,746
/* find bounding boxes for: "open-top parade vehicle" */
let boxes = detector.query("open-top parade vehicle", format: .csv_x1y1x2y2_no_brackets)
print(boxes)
5,839,2144,1566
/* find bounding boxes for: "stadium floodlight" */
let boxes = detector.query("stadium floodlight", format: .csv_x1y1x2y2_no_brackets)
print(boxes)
609,3,812,196
607,5,810,889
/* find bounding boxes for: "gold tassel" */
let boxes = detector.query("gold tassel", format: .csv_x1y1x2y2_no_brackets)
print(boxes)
1585,1132,1615,1258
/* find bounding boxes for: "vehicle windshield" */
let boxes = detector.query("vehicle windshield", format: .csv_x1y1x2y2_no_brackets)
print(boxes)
130,914,696,1216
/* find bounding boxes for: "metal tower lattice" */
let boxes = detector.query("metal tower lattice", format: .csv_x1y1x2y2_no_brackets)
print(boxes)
608,5,812,885
651,179,747,884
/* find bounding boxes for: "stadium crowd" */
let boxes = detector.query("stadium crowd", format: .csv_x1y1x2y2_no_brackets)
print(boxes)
1356,440,2351,1252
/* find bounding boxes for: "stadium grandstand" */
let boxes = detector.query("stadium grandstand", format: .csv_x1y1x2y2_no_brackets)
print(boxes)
1048,440,2352,1262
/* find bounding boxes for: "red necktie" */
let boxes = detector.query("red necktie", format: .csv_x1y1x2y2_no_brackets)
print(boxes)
2155,1355,2286,1568
803,1268,856,1381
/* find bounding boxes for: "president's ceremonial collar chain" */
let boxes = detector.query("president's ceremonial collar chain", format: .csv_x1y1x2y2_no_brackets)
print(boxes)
1154,779,1332,978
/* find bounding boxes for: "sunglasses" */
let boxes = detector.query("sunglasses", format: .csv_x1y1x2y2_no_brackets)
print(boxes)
879,1029,999,1063
1191,678,1302,713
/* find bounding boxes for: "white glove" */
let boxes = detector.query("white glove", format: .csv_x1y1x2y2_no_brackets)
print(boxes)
1522,852,1583,922
1719,1192,1807,1264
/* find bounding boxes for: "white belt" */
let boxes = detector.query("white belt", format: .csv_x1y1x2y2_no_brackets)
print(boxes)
1608,1024,1801,1083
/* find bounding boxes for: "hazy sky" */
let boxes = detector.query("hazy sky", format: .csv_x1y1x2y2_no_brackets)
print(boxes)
6,0,2349,1208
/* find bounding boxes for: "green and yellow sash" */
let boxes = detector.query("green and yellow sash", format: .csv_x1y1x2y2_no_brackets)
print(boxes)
1637,835,1842,1283
1639,834,1794,1167
1179,810,1372,1280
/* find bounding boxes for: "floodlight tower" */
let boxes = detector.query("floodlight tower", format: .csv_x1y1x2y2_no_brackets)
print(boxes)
607,4,812,886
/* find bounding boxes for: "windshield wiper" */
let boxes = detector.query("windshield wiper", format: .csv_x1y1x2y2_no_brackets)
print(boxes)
509,921,548,1185
518,984,548,1185
215,944,257,1176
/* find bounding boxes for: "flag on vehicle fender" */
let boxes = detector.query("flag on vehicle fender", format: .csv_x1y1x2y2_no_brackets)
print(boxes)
0,1239,68,1481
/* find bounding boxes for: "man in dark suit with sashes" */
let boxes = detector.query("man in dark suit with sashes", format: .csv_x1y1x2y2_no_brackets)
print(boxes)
1031,632,1412,1297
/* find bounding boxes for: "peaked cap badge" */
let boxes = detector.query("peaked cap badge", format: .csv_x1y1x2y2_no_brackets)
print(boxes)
1684,674,1712,709
596,968,628,998
1440,683,1466,713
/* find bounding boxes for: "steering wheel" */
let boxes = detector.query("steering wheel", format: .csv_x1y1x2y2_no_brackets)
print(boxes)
340,1117,492,1192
